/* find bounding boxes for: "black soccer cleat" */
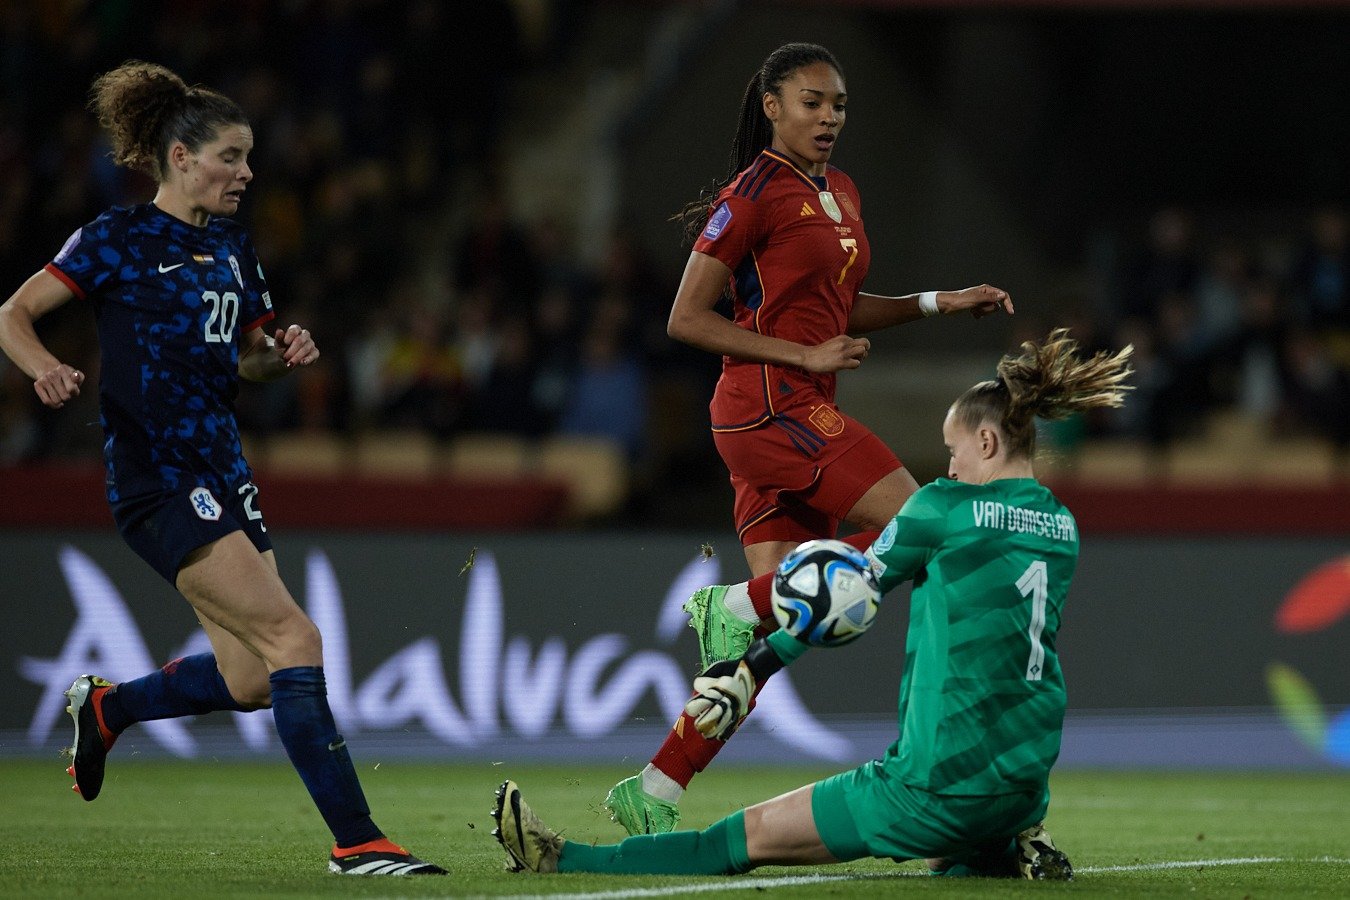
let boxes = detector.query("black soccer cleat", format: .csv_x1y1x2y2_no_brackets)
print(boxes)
328,838,447,875
64,675,118,801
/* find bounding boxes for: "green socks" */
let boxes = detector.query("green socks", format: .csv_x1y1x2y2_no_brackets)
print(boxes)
559,810,751,875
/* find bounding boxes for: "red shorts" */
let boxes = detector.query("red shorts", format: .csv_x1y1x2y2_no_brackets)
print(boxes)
713,405,901,546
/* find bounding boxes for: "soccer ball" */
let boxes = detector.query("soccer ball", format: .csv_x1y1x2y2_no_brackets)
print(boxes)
771,539,881,647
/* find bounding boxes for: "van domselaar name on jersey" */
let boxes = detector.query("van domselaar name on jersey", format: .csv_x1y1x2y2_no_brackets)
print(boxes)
971,500,1077,543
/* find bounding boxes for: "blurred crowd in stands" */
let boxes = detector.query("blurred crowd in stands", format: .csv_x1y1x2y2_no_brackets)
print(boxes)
1,2,1347,497
0,0,717,487
1059,206,1350,454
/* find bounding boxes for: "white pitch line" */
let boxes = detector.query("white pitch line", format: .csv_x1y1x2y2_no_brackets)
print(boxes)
441,856,1350,900
1079,856,1350,873
1078,856,1284,873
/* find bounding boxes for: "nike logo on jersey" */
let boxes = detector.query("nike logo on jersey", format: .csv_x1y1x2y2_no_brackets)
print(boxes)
800,202,816,217
157,262,185,273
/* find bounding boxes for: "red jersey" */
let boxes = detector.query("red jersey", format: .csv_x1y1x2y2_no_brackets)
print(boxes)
692,148,870,432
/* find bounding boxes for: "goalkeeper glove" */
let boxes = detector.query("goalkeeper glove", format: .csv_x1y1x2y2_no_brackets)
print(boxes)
684,638,788,741
686,658,753,740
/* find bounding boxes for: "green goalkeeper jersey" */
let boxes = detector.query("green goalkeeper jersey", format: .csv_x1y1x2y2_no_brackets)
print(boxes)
867,477,1078,796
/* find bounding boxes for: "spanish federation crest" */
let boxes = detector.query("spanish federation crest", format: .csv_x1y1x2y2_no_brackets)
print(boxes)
818,192,843,223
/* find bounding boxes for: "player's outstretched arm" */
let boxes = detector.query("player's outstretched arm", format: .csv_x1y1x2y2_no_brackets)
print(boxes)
848,285,1014,334
238,323,320,382
0,269,83,408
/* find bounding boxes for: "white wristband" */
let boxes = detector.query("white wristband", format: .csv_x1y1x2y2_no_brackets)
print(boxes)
919,291,940,317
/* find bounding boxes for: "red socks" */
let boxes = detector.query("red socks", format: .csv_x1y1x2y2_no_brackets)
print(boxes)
649,687,763,788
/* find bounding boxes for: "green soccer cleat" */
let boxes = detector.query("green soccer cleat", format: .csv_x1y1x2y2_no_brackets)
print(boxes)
603,775,680,836
684,585,756,670
1015,824,1073,881
493,780,563,873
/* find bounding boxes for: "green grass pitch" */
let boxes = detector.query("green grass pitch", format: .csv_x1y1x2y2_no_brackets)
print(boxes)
0,759,1345,897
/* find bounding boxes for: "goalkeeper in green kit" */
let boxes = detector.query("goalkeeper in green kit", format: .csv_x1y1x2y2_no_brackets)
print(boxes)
494,329,1133,880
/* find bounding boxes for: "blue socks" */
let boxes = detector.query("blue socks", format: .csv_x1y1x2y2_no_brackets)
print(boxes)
269,666,383,848
100,653,246,733
98,655,381,849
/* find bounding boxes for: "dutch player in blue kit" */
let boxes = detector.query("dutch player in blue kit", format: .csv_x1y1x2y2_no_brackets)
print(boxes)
0,61,444,876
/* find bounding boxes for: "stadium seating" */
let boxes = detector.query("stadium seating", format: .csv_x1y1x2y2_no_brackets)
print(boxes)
441,434,533,478
536,436,629,522
352,430,437,478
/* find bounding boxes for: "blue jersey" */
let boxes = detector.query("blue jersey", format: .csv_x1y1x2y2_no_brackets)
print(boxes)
46,203,275,505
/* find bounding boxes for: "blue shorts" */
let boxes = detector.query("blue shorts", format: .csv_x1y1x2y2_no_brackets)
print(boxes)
113,483,272,585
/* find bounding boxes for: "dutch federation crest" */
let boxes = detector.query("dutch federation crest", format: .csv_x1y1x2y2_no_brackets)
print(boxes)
189,487,221,521
228,254,244,289
818,192,842,223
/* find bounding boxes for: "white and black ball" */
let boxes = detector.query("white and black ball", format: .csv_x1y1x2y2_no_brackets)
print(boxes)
771,539,881,647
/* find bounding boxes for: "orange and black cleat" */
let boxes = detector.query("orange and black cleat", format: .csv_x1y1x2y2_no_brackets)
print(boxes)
328,837,447,875
64,675,119,801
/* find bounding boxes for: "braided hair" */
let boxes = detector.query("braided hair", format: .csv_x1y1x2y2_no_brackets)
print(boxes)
952,328,1135,460
673,42,843,245
89,61,248,182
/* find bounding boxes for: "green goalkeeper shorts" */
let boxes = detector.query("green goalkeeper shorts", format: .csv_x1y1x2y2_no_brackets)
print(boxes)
810,760,1049,863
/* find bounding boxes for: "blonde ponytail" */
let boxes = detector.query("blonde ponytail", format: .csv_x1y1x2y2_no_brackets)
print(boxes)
953,328,1134,459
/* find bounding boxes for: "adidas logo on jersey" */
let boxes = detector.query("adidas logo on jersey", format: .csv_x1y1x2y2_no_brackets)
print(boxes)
800,202,816,217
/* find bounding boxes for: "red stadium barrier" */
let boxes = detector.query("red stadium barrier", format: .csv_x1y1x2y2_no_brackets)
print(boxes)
1046,482,1350,535
1,463,1348,533
0,463,571,530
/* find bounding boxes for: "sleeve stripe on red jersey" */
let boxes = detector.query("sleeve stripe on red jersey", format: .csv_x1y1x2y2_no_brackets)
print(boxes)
739,161,781,201
43,263,85,299
731,158,766,198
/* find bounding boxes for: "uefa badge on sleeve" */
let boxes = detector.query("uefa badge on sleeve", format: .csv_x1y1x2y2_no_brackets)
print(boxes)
189,487,221,521
702,202,733,241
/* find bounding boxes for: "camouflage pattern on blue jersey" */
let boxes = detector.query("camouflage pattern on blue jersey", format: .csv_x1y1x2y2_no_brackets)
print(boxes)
48,204,275,504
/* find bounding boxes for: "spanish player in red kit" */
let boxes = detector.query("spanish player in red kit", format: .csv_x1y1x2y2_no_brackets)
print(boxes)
695,139,885,551
603,42,1015,835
